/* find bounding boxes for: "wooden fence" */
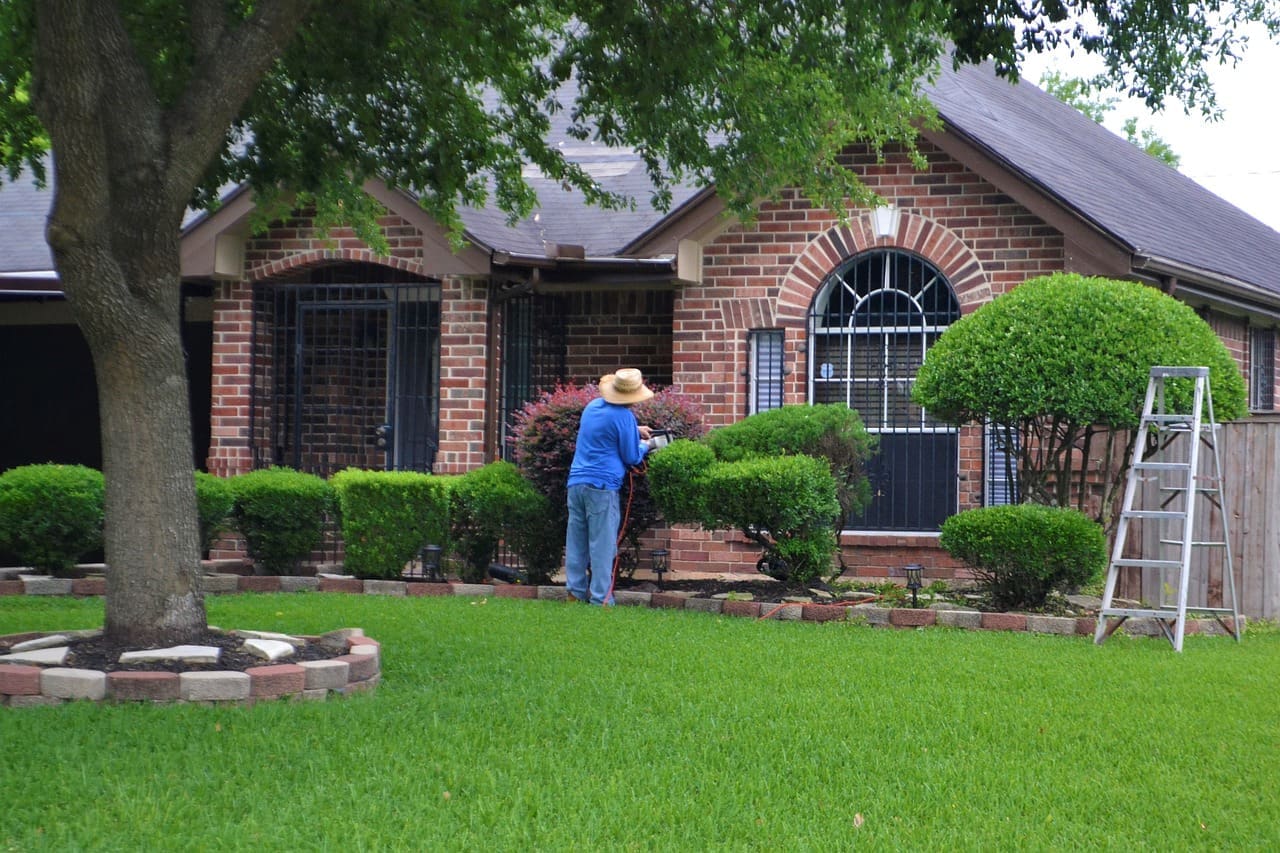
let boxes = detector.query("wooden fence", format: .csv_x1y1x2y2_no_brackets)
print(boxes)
1122,414,1280,620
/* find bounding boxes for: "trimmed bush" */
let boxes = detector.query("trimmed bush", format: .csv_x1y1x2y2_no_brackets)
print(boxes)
939,504,1107,611
449,461,557,584
229,467,333,575
0,463,105,576
703,404,877,524
645,439,716,525
914,273,1247,523
195,471,235,556
331,469,451,580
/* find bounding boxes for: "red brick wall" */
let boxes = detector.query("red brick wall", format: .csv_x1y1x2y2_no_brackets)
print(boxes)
562,290,674,385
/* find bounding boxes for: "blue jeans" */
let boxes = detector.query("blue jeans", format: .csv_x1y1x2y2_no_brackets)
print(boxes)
565,484,620,605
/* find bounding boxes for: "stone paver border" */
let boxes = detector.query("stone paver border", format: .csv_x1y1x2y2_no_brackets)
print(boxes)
1,623,380,708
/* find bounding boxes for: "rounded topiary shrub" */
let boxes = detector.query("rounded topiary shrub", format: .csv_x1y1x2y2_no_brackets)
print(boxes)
0,463,105,576
646,438,717,525
939,503,1107,611
230,467,333,575
330,469,451,580
195,471,235,556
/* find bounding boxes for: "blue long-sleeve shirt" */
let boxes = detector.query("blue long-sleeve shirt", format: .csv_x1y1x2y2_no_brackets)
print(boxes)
566,397,649,491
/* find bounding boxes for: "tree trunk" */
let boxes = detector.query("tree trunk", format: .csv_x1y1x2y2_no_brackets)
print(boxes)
85,264,208,647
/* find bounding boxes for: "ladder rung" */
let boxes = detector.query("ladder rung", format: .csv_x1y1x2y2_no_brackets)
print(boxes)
1099,607,1179,620
1123,510,1187,520
1111,558,1183,569
1134,461,1193,471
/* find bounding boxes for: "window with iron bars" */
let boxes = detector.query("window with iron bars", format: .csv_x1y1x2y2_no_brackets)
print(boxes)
1250,326,1276,411
498,292,568,459
808,250,961,531
748,329,785,414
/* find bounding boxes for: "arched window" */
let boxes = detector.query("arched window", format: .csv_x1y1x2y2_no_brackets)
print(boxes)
808,250,960,531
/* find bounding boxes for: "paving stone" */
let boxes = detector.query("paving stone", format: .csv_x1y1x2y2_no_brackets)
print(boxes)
7,694,63,707
20,575,74,596
337,652,379,682
494,585,537,599
119,645,221,665
409,581,455,594
302,688,330,701
318,577,363,594
801,603,846,622
363,580,407,596
244,639,296,661
0,580,23,595
452,583,494,597
981,613,1027,632
650,592,688,609
536,585,568,601
0,663,43,695
71,577,107,596
721,599,761,618
201,574,240,593
42,667,107,700
685,597,723,614
890,608,937,627
278,576,320,593
247,664,306,698
299,659,350,690
237,576,282,593
936,609,983,630
758,603,802,621
108,671,181,702
234,630,307,646
1,646,70,665
11,634,73,652
1026,615,1078,635
180,671,251,702
613,590,650,607
850,605,890,626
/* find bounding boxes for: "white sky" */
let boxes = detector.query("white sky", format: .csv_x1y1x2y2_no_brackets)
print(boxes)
1021,25,1280,234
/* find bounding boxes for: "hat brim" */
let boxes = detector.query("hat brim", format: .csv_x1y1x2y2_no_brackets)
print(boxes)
599,375,654,404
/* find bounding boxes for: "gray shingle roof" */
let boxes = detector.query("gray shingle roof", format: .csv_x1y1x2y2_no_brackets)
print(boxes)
0,168,53,274
923,60,1280,294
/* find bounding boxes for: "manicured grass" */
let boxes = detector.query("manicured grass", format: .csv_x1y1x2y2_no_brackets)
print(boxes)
2,593,1278,850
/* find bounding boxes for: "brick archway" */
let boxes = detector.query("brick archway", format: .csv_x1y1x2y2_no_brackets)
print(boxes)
246,248,430,282
776,210,989,324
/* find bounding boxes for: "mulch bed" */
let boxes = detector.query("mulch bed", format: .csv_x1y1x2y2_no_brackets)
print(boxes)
61,631,345,674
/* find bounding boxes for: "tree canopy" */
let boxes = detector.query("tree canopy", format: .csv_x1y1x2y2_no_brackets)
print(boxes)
0,0,1275,645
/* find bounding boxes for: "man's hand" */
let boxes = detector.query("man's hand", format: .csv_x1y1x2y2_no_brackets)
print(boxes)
638,425,654,440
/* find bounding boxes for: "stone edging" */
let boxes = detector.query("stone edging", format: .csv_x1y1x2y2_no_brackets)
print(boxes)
0,626,381,708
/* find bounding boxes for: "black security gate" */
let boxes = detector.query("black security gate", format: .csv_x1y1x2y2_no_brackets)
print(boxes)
808,250,961,531
251,277,440,478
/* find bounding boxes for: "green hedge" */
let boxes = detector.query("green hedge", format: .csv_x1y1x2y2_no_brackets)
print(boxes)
939,504,1107,611
230,467,333,575
331,468,451,580
448,461,559,584
0,463,104,576
195,471,235,555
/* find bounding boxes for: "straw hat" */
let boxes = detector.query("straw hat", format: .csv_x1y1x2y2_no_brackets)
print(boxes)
599,368,654,404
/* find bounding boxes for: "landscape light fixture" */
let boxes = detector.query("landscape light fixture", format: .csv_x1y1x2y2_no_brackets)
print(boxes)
904,563,924,608
651,548,669,587
420,544,444,582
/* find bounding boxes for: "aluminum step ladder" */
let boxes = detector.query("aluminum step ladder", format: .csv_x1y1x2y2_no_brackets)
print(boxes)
1094,366,1240,651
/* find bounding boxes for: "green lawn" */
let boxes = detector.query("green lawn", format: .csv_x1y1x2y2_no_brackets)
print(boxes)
2,593,1277,851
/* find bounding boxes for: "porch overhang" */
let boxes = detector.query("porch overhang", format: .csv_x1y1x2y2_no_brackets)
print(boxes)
489,251,679,295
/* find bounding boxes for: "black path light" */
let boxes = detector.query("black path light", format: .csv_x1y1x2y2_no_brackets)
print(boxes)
904,563,924,608
650,548,669,587
420,544,444,582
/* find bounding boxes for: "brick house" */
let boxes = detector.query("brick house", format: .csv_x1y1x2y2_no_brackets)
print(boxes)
4,60,1280,578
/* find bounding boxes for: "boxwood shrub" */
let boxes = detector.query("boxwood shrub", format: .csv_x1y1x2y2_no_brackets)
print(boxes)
331,469,451,580
229,467,333,575
939,503,1107,611
0,463,104,576
195,471,235,556
448,461,558,584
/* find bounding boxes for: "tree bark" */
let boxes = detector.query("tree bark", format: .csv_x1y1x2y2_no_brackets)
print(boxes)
29,0,311,646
